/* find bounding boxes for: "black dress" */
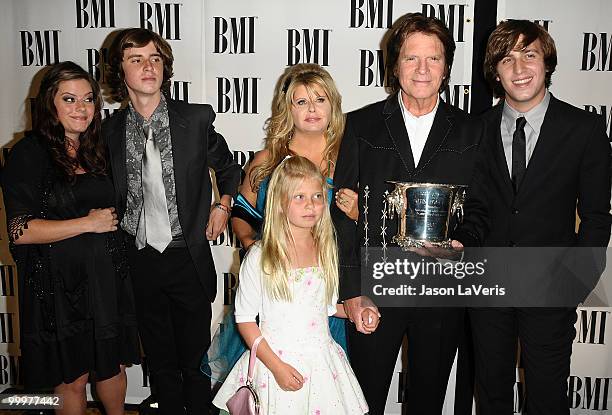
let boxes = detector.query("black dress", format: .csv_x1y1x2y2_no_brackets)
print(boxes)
1,134,140,388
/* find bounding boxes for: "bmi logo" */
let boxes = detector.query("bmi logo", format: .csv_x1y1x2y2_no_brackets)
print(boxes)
211,220,239,249
0,266,16,297
0,313,15,344
575,309,608,345
20,30,60,66
568,376,611,410
287,29,331,66
441,84,471,112
170,80,191,103
421,3,467,43
76,0,115,28
223,273,239,306
217,77,260,114
359,49,385,87
233,150,256,183
0,354,20,386
86,48,108,83
508,18,552,31
350,0,393,29
533,19,552,31
139,2,182,40
213,16,256,54
582,33,612,71
102,107,118,120
584,105,611,140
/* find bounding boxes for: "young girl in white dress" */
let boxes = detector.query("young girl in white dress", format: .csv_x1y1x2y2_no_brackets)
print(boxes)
213,156,378,414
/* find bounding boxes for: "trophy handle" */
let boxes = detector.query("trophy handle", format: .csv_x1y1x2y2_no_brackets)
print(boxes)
451,188,466,224
386,187,404,220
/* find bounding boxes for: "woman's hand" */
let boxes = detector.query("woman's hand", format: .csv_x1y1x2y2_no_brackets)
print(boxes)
272,361,304,391
335,188,358,221
86,207,118,233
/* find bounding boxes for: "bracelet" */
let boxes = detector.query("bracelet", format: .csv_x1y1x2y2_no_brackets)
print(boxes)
214,202,231,215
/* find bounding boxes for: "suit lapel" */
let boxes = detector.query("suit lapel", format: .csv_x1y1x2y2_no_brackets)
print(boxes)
487,105,514,195
167,99,189,217
416,100,453,170
383,95,415,174
519,96,561,192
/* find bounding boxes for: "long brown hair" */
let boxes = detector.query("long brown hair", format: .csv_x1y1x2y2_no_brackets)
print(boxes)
33,61,106,179
106,28,174,102
484,20,557,98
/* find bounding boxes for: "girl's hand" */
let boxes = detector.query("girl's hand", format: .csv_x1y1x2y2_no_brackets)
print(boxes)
86,208,118,233
272,362,304,391
335,188,358,221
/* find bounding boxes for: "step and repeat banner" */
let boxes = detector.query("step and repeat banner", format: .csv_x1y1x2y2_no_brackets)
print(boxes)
0,0,609,413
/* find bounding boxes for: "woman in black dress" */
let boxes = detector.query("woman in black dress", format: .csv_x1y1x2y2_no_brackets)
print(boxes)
2,61,140,414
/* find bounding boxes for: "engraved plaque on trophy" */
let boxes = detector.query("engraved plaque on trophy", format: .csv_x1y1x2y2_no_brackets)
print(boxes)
386,182,467,250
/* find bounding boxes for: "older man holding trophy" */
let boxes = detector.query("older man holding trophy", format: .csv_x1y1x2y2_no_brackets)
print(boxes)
332,13,486,414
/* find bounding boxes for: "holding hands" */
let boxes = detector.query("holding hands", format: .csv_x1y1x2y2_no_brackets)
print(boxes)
343,295,381,334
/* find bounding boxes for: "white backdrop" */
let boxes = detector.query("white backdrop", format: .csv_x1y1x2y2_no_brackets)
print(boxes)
0,0,610,413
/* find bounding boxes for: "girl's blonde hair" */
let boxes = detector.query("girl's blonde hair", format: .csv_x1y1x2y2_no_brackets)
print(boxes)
260,156,339,304
250,63,345,191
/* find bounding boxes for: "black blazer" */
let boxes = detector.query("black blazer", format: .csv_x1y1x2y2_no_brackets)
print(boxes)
332,95,486,299
461,95,611,248
102,98,241,301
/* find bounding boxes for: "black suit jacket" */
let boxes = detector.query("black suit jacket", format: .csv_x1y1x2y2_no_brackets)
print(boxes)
461,95,611,248
102,98,241,302
332,95,486,299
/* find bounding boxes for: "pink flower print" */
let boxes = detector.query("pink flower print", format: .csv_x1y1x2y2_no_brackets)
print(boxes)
306,278,313,287
238,375,245,383
260,381,267,388
277,349,283,356
303,375,309,383
332,372,338,381
309,320,317,329
313,410,321,415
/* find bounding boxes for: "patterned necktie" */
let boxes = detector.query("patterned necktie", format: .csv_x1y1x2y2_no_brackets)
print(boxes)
135,125,172,252
511,116,527,193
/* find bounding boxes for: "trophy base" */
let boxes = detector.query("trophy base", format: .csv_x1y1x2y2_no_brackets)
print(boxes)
392,236,452,251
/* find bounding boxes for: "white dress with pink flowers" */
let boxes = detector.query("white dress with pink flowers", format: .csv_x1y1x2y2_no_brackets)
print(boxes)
212,245,368,415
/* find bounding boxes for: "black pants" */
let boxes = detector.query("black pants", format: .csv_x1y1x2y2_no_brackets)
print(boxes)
469,307,576,415
128,244,212,415
348,307,463,415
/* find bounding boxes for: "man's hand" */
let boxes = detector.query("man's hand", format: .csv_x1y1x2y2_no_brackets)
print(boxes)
408,240,464,260
206,204,229,240
343,296,380,334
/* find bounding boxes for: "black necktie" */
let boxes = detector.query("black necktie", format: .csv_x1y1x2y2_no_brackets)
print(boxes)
511,116,527,193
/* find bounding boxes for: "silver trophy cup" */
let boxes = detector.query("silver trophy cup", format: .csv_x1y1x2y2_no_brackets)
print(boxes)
386,182,467,250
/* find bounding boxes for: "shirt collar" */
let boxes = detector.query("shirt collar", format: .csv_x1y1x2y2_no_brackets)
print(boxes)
502,90,550,136
398,91,439,121
128,94,168,128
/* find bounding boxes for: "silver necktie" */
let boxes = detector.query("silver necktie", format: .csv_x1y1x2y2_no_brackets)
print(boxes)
135,125,172,252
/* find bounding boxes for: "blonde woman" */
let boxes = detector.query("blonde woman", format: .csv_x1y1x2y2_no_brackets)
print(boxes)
235,63,357,346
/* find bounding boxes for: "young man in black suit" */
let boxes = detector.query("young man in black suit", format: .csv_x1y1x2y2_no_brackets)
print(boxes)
103,28,240,415
463,20,611,415
332,13,486,414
